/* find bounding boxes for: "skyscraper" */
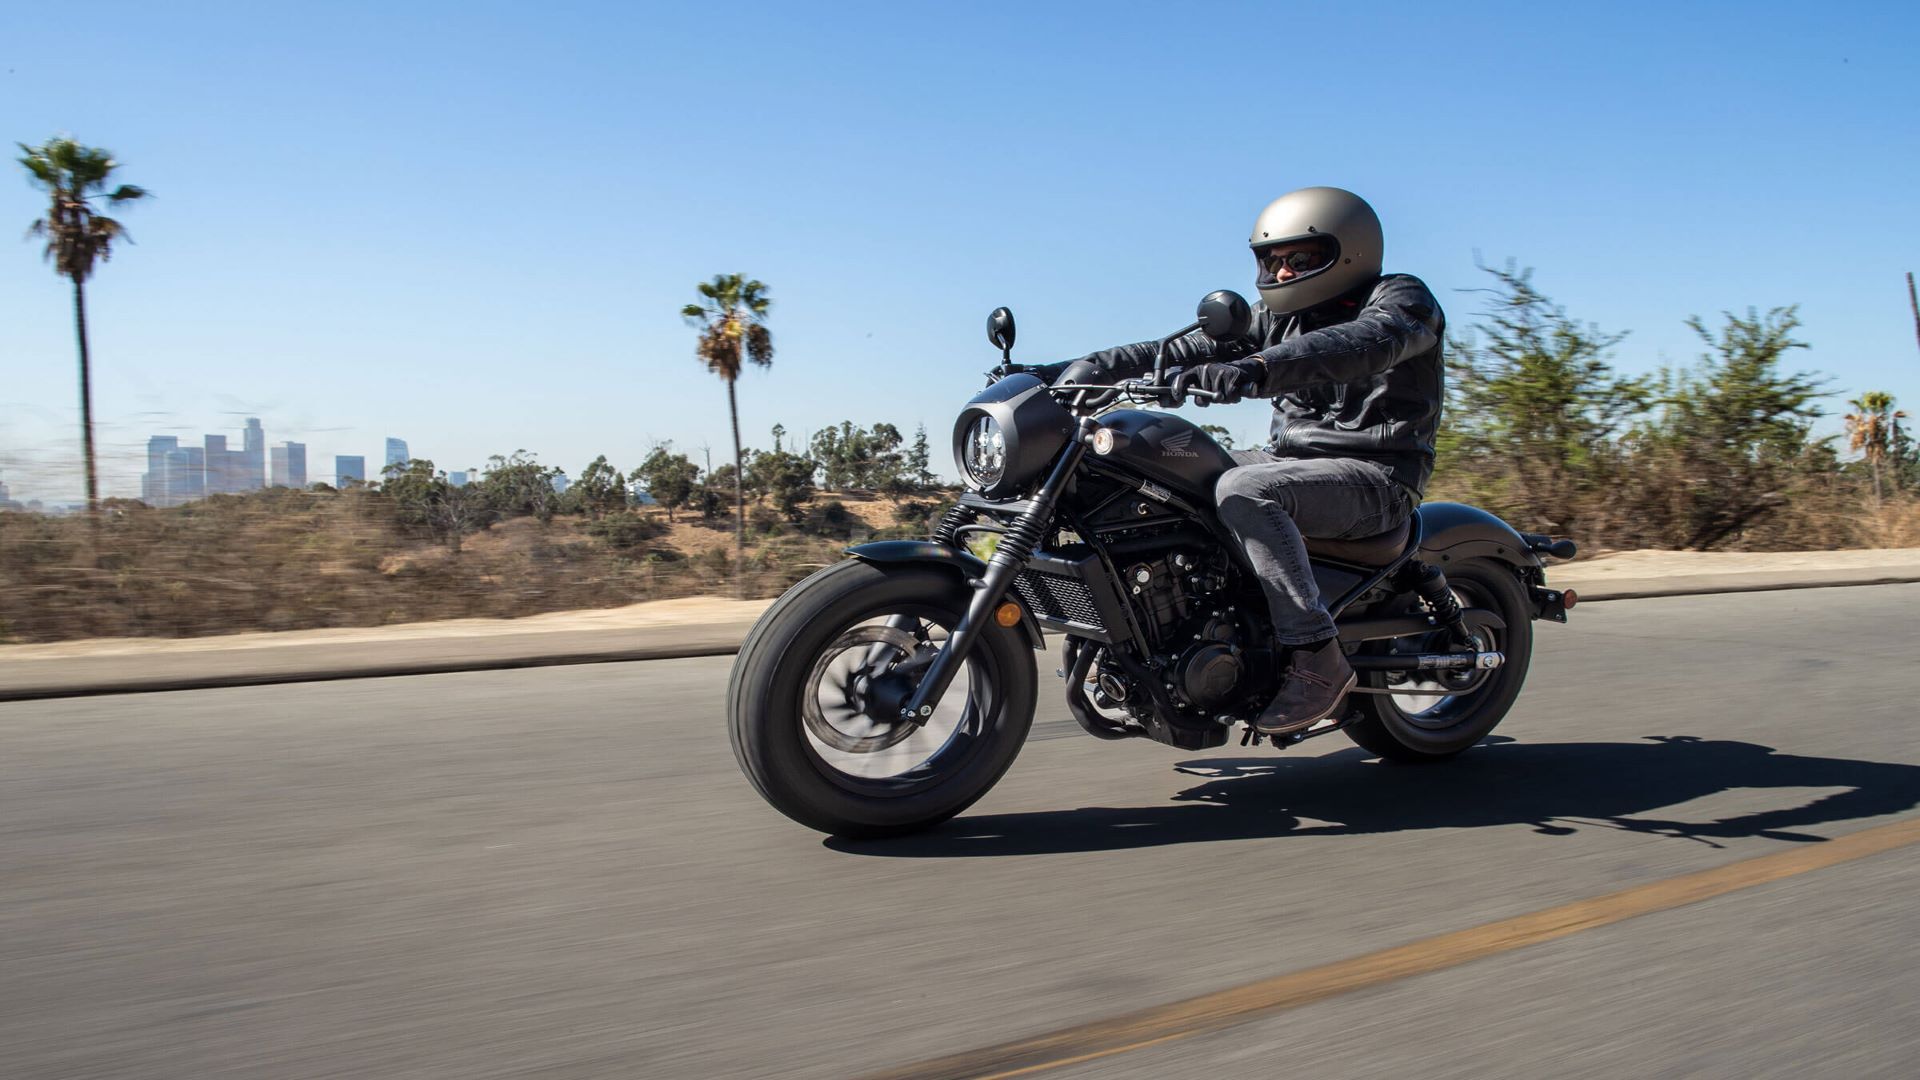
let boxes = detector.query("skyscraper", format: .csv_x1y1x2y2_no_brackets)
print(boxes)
336,455,366,487
242,418,266,491
204,435,232,495
448,471,468,488
271,441,308,488
385,437,409,475
143,435,180,505
166,447,206,503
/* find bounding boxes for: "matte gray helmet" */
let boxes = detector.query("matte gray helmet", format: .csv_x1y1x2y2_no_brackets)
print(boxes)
1248,187,1383,315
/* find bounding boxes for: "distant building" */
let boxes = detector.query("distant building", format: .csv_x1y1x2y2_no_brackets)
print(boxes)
448,471,469,488
165,446,206,503
143,435,180,505
203,435,233,495
270,441,308,488
336,455,367,487
552,472,570,494
0,470,15,510
242,417,266,491
385,437,409,473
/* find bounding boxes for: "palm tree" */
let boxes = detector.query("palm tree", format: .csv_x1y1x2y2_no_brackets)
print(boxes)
18,137,149,536
1844,390,1906,505
682,273,773,592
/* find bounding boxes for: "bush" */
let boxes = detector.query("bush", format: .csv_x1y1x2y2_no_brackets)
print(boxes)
585,511,664,550
802,499,858,539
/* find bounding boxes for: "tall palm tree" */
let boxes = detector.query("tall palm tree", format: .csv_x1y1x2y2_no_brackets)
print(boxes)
18,137,148,535
682,273,772,592
1844,390,1906,505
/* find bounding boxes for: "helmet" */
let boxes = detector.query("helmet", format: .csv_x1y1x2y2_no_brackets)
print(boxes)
1247,187,1383,315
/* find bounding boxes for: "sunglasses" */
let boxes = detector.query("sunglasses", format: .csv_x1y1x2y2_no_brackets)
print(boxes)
1255,243,1336,276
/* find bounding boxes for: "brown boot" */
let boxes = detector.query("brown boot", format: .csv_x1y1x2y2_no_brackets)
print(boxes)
1253,638,1356,735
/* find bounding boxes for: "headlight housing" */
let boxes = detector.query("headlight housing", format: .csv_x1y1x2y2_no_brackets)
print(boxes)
949,373,1074,498
960,415,1006,489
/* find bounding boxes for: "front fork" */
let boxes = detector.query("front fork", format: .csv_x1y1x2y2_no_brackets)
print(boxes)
896,420,1093,724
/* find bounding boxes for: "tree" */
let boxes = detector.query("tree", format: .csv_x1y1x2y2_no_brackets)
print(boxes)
18,137,149,542
1199,424,1236,451
749,447,816,522
907,424,936,489
631,444,700,522
1844,391,1907,505
1441,261,1648,534
810,421,907,491
381,458,490,553
480,450,561,523
682,273,773,594
1630,307,1825,549
572,455,627,520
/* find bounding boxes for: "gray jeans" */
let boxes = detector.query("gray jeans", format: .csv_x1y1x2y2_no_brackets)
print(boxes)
1213,452,1413,646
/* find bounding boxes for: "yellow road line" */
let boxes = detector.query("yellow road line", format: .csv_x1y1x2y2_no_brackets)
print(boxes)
859,815,1920,1080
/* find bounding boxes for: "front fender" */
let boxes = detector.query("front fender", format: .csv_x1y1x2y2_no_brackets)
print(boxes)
845,541,1047,650
1416,502,1542,572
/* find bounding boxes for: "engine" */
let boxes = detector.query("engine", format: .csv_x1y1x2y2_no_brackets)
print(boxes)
1115,546,1249,713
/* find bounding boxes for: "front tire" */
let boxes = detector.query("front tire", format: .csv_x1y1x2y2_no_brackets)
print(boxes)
1344,557,1535,762
728,559,1037,837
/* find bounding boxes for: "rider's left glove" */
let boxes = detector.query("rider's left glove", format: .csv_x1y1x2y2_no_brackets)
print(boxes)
1170,359,1263,406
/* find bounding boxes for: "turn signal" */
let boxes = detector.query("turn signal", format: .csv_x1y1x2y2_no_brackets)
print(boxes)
994,601,1024,627
1562,589,1578,610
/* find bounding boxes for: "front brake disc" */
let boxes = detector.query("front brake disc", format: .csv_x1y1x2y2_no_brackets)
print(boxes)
802,624,924,753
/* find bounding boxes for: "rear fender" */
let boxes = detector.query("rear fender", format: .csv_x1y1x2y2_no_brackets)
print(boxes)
845,541,1047,650
1416,502,1543,574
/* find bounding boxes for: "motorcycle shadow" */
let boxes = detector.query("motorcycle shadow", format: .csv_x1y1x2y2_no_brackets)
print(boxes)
825,736,1920,857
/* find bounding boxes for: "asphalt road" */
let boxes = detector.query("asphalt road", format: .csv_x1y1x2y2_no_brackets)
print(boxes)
5,586,1919,1079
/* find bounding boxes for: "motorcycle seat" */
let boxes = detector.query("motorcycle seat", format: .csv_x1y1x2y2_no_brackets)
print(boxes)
1304,516,1415,567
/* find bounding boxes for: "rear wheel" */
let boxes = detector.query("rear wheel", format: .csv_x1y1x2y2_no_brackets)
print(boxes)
1344,557,1534,762
728,559,1037,837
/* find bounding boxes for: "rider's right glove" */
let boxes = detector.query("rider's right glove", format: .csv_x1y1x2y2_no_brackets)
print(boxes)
1170,359,1264,406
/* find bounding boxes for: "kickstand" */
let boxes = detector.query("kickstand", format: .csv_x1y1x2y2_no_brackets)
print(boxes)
1239,726,1263,747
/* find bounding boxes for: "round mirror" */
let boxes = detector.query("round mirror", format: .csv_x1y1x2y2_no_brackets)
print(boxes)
1195,290,1251,342
987,307,1016,352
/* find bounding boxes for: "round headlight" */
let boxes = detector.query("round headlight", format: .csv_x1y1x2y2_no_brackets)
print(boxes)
961,415,1006,489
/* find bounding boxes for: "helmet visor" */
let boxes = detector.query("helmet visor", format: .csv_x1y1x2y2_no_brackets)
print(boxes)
1252,236,1339,289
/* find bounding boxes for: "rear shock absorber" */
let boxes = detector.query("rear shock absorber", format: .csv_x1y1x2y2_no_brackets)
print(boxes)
1414,562,1476,646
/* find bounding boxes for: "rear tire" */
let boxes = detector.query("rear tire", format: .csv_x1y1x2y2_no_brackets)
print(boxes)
728,559,1037,837
1344,557,1534,762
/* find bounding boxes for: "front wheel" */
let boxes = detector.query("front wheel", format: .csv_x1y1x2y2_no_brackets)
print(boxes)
728,559,1037,837
1344,557,1535,762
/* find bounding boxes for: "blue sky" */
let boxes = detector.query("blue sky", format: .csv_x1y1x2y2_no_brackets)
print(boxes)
4,1,1917,502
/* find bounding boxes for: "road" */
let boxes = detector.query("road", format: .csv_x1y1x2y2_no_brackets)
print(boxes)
5,586,1919,1078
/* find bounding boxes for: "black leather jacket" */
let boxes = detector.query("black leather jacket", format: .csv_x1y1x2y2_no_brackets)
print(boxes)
1072,274,1444,496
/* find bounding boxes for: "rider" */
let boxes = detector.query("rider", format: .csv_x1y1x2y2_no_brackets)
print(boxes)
1041,187,1444,735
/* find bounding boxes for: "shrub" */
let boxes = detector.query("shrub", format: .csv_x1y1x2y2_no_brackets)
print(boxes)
585,511,664,550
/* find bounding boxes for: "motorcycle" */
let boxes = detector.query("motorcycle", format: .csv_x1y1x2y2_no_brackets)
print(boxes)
728,291,1577,837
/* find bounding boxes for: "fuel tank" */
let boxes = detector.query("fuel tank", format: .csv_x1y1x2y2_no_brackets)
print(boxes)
1090,410,1236,503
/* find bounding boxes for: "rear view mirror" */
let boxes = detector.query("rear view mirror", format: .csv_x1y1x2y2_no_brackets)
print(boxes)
987,307,1016,357
1196,290,1251,342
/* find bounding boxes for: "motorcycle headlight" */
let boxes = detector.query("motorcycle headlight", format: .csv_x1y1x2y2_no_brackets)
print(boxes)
960,415,1006,489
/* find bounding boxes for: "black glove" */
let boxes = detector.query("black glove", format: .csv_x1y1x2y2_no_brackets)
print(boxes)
1170,360,1263,406
1026,360,1078,384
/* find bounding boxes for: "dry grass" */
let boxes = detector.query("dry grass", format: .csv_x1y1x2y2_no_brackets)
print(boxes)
0,488,943,643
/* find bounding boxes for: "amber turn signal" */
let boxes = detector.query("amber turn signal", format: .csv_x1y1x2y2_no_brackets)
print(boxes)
1562,589,1578,609
994,601,1023,627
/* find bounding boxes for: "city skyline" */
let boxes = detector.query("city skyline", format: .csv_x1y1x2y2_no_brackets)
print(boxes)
130,417,416,508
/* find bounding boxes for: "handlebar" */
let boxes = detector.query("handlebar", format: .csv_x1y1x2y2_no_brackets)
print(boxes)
1043,378,1218,415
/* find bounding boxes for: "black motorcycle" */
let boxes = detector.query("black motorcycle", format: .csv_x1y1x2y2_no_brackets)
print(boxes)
729,291,1576,837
